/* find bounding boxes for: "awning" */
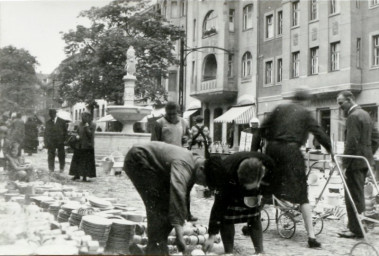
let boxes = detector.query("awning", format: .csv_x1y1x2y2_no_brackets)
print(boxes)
183,109,199,119
57,110,72,122
214,105,255,124
97,114,116,122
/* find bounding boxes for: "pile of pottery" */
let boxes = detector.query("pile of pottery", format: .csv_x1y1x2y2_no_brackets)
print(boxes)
131,222,224,255
106,218,136,253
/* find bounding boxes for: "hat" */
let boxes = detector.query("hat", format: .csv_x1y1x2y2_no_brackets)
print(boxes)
195,116,204,123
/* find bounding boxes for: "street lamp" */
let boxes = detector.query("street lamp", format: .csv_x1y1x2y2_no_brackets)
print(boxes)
178,39,231,112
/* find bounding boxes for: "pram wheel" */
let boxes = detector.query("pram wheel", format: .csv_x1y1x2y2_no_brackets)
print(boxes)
350,242,379,256
277,211,296,238
312,215,324,236
261,209,270,232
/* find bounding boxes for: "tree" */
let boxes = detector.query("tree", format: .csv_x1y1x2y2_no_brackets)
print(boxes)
57,0,184,106
0,46,41,112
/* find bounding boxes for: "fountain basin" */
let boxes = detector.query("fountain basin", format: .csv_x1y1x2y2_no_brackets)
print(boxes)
107,105,152,133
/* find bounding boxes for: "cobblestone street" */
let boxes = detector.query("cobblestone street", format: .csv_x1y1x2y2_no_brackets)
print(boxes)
23,150,379,255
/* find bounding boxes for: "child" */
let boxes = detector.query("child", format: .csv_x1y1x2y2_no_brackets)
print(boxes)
6,142,34,181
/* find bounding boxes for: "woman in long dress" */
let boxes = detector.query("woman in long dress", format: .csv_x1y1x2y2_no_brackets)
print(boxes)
69,111,96,181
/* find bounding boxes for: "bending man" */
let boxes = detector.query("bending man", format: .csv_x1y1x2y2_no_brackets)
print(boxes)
124,141,206,255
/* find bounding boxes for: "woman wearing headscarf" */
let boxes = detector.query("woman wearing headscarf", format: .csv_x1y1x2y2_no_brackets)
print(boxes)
69,111,96,181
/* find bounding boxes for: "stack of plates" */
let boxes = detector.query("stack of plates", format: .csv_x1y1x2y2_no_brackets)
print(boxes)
122,212,146,222
80,215,112,246
69,210,83,226
106,219,136,253
40,200,56,211
57,209,71,223
48,203,61,219
88,197,113,210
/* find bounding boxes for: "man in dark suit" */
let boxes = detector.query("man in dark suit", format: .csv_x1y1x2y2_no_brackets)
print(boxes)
44,109,68,172
336,91,379,238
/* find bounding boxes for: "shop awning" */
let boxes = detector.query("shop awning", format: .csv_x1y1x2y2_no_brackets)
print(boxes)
97,114,116,122
214,105,255,124
183,109,199,119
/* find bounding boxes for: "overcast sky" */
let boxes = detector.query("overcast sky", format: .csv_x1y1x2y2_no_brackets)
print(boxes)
0,0,113,74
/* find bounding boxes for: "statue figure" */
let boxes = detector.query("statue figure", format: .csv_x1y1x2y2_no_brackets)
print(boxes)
125,46,136,76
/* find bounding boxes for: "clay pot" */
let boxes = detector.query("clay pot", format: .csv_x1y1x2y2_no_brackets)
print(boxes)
197,235,205,244
167,236,176,245
191,249,205,255
196,226,207,235
188,235,198,245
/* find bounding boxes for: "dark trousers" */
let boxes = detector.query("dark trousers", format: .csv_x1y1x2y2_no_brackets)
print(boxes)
124,149,173,255
345,168,368,236
47,145,65,171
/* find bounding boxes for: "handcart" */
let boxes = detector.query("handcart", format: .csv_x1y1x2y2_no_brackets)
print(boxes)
260,158,327,238
332,155,379,256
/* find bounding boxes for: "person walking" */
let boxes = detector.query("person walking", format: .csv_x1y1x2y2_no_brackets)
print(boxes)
24,117,39,155
69,111,96,182
124,141,206,255
336,91,379,238
44,109,67,173
8,112,25,156
253,89,333,248
151,102,198,221
188,115,212,157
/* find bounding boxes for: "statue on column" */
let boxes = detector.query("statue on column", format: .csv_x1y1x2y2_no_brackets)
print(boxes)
125,46,136,76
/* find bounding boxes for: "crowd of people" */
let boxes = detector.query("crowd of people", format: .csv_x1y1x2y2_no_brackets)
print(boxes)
126,90,379,255
1,89,378,255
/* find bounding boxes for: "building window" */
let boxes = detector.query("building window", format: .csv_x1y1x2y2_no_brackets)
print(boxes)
310,0,318,20
181,1,185,16
229,9,235,32
356,38,361,68
203,10,217,37
356,0,360,8
242,52,252,78
370,0,379,7
265,60,273,84
243,4,253,30
171,1,178,18
292,1,300,27
277,58,282,83
193,19,196,41
373,35,379,66
330,0,340,14
277,11,283,36
331,42,340,71
292,51,300,78
191,61,195,85
310,47,319,75
265,14,274,39
228,54,233,77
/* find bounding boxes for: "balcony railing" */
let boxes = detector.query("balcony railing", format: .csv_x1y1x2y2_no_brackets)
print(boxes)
200,79,217,91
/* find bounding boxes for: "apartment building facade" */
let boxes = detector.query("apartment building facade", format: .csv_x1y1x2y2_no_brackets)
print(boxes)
157,0,379,148
258,0,379,145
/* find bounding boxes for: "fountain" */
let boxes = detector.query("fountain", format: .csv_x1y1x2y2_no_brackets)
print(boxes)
107,46,152,133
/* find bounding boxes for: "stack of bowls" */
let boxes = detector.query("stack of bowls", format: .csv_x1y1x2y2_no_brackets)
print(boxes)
106,219,136,253
80,215,112,247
